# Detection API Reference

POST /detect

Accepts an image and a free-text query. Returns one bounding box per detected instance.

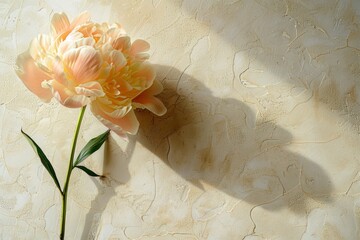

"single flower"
[15,12,166,136]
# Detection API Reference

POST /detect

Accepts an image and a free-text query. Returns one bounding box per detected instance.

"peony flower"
[15,12,166,136]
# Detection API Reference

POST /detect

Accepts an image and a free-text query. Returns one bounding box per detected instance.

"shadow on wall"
[81,64,334,238]
[137,65,333,212]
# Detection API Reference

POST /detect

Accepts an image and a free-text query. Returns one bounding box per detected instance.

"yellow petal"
[15,52,52,101]
[63,46,102,84]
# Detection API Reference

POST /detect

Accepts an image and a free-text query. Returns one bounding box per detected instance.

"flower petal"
[43,80,91,108]
[132,79,166,115]
[63,46,102,84]
[107,23,127,39]
[109,50,127,72]
[63,95,92,108]
[144,79,163,95]
[91,103,139,135]
[130,39,149,53]
[75,81,105,97]
[133,93,167,116]
[29,34,52,60]
[118,78,133,92]
[133,63,156,88]
[129,39,150,61]
[112,65,155,99]
[109,105,132,118]
[112,36,131,51]
[52,57,69,86]
[58,32,91,55]
[15,52,52,101]
[51,12,70,36]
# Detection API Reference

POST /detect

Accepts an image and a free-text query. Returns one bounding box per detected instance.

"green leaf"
[74,130,110,166]
[75,165,101,177]
[21,129,62,193]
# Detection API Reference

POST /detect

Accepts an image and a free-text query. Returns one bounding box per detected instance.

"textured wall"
[1,0,360,239]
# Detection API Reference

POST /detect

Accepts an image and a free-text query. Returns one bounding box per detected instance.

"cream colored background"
[1,0,360,239]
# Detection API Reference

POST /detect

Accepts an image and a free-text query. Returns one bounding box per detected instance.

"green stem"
[60,106,87,240]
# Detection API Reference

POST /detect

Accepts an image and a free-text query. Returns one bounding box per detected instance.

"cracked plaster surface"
[1,0,360,239]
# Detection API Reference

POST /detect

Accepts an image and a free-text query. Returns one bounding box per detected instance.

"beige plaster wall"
[1,0,360,239]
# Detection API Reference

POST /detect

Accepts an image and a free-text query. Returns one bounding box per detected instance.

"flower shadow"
[134,65,333,213]
[82,64,333,237]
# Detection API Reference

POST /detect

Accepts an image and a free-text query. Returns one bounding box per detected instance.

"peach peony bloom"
[15,12,166,136]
